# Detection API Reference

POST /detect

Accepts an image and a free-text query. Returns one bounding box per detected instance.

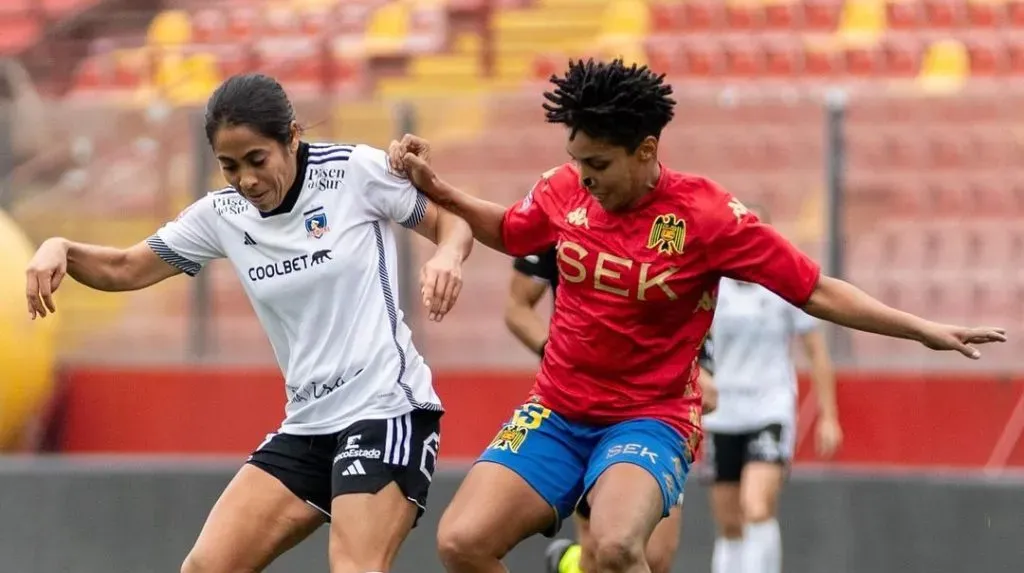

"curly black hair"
[542,58,676,152]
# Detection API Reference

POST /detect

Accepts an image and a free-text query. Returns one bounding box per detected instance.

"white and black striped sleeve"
[351,144,428,229]
[146,196,224,276]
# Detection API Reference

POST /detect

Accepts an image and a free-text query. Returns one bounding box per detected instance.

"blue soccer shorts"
[476,401,693,536]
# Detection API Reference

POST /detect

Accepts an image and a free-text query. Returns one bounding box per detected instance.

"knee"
[647,551,675,573]
[742,499,776,524]
[645,541,678,573]
[590,534,645,573]
[437,523,493,567]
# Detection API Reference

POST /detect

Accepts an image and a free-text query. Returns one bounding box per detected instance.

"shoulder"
[345,143,407,183]
[663,171,750,235]
[171,187,235,221]
[307,142,357,165]
[539,163,579,194]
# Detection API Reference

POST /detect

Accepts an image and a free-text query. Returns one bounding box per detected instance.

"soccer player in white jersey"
[23,73,474,573]
[702,204,841,573]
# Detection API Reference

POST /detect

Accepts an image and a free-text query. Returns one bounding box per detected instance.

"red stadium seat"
[965,36,1005,76]
[264,5,302,37]
[1009,0,1024,26]
[678,40,721,77]
[886,0,924,29]
[803,42,843,76]
[210,45,250,79]
[1004,36,1024,75]
[227,5,261,41]
[681,0,723,30]
[965,0,1006,27]
[881,36,923,77]
[645,39,680,76]
[922,0,961,27]
[649,2,683,32]
[764,0,798,28]
[763,39,801,76]
[802,0,843,31]
[190,8,225,45]
[725,0,764,29]
[844,44,883,77]
[723,39,764,77]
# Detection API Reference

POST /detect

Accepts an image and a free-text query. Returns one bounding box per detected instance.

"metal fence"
[3,85,1021,371]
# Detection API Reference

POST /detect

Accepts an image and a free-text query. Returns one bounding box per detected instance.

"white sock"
[742,519,781,573]
[712,537,744,573]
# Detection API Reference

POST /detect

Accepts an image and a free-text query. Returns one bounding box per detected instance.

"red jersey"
[501,163,821,446]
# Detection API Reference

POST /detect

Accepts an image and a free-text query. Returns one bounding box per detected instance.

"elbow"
[801,276,836,318]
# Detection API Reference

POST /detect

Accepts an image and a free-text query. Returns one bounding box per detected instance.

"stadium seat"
[724,38,765,77]
[600,0,650,40]
[916,39,969,91]
[649,1,683,32]
[146,10,192,47]
[1004,36,1024,74]
[364,2,410,55]
[264,5,302,37]
[844,43,883,77]
[886,0,924,29]
[725,0,764,29]
[965,0,1006,27]
[681,0,723,30]
[1008,0,1024,26]
[764,0,798,29]
[803,41,844,76]
[965,36,1004,76]
[190,9,226,45]
[763,38,801,76]
[802,0,844,30]
[645,39,679,75]
[227,5,262,42]
[678,39,721,77]
[837,0,886,42]
[881,36,923,77]
[922,0,961,27]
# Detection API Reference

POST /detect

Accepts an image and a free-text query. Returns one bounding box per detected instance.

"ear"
[289,121,300,154]
[636,136,658,162]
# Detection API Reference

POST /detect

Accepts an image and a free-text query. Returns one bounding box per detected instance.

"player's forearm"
[810,358,838,421]
[64,239,133,292]
[434,208,474,261]
[803,276,929,342]
[418,176,508,253]
[504,306,549,356]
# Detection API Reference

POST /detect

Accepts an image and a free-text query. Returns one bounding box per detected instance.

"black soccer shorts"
[701,422,793,483]
[247,409,442,525]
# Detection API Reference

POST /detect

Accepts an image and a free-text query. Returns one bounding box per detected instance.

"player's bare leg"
[327,482,417,573]
[584,464,664,573]
[739,462,785,573]
[548,508,681,573]
[181,464,325,573]
[709,484,743,573]
[437,462,556,573]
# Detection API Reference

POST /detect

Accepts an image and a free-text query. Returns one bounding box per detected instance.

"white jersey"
[702,278,818,433]
[148,142,442,435]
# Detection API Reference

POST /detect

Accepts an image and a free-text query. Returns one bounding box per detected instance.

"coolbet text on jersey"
[501,164,822,441]
[148,142,443,436]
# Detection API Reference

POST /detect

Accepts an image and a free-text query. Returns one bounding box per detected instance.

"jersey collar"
[259,141,309,218]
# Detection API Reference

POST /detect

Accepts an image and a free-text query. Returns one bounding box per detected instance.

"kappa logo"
[728,197,750,223]
[566,207,589,228]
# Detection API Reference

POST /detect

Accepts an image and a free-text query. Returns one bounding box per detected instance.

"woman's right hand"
[26,237,69,319]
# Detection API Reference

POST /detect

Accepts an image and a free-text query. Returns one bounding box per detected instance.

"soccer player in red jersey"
[390,59,1006,573]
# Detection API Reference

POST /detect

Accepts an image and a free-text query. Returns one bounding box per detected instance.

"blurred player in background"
[504,247,717,573]
[702,203,841,573]
[389,58,1004,573]
[24,73,473,573]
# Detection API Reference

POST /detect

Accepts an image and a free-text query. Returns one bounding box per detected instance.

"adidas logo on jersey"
[243,232,257,246]
[340,460,367,476]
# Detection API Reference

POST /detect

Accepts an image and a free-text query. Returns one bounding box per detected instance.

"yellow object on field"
[0,209,57,450]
